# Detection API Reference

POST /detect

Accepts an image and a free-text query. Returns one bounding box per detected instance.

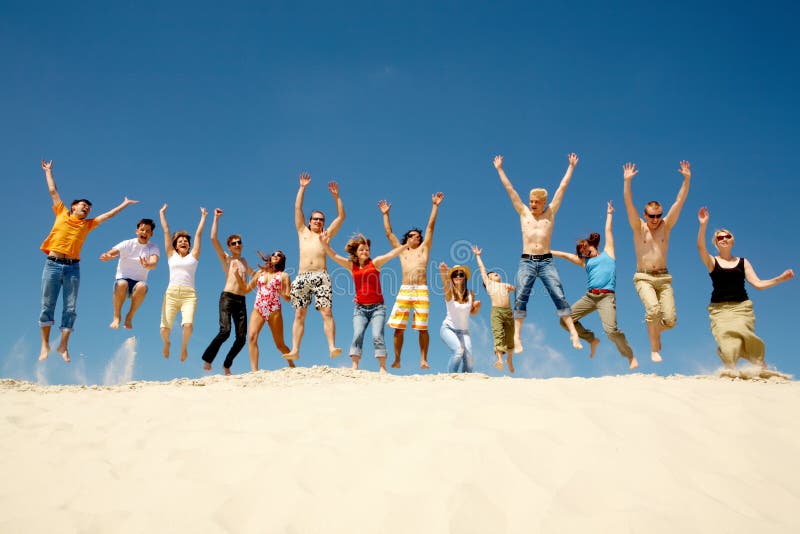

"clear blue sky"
[2,1,798,384]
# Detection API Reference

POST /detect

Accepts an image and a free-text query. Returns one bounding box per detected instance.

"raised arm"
[159,204,173,258]
[318,230,351,270]
[604,201,616,259]
[209,208,228,266]
[548,153,579,215]
[493,155,527,215]
[41,159,62,206]
[190,207,208,259]
[439,262,453,301]
[373,242,409,269]
[421,192,444,247]
[551,250,585,267]
[664,160,692,229]
[744,261,794,290]
[325,181,346,237]
[622,162,641,232]
[294,173,310,231]
[696,207,714,272]
[378,199,401,247]
[472,245,491,286]
[95,197,139,225]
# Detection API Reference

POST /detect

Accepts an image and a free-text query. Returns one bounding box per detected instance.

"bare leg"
[351,355,360,370]
[391,329,404,368]
[110,281,127,329]
[248,312,266,372]
[267,311,294,368]
[180,324,193,362]
[39,325,51,361]
[123,283,147,329]
[561,316,584,350]
[506,351,515,374]
[513,317,524,354]
[589,338,600,358]
[160,327,171,358]
[55,330,72,362]
[377,356,387,374]
[419,330,430,369]
[319,307,341,358]
[647,322,662,362]
[284,306,307,360]
[628,355,639,370]
[493,350,504,370]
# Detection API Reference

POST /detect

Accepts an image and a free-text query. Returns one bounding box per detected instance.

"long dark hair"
[257,250,286,272]
[575,232,601,258]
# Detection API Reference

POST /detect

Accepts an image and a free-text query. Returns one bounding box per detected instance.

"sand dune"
[1,367,798,533]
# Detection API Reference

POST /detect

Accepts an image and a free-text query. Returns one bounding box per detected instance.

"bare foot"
[589,338,600,358]
[493,360,504,370]
[39,344,50,361]
[628,356,639,370]
[329,347,342,358]
[223,367,232,376]
[109,317,121,329]
[379,367,387,374]
[507,356,515,374]
[180,348,188,362]
[123,315,133,330]
[391,359,401,368]
[570,334,583,350]
[420,360,430,370]
[162,341,170,359]
[513,338,524,354]
[203,361,212,371]
[56,344,71,363]
[651,351,662,363]
[282,349,299,361]
[351,361,359,370]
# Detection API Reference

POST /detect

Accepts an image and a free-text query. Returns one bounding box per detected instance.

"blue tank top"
[585,251,615,291]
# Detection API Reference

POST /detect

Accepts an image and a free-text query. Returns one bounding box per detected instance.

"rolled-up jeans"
[440,323,473,373]
[39,258,80,331]
[350,303,387,358]
[514,256,572,319]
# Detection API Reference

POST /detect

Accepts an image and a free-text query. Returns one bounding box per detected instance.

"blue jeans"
[514,257,572,319]
[350,303,387,357]
[440,323,473,373]
[39,258,81,331]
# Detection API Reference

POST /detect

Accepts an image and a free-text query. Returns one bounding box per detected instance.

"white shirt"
[114,238,160,282]
[443,294,472,331]
[168,253,198,288]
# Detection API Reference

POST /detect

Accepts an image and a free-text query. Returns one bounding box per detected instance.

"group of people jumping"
[36,154,794,375]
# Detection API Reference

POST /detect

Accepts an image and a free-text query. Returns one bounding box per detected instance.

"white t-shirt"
[114,238,160,282]
[168,253,199,288]
[443,293,472,331]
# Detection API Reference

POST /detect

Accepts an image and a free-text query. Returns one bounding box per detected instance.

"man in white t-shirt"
[100,218,160,329]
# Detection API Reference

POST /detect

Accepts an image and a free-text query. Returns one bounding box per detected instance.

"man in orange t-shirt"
[38,159,138,362]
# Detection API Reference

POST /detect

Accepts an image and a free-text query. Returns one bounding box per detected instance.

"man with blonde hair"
[493,153,582,353]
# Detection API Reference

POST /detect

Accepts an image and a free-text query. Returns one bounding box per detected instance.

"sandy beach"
[1,367,798,533]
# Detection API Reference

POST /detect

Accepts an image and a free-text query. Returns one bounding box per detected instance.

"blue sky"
[2,1,798,384]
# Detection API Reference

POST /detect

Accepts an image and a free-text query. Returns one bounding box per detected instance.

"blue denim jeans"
[39,258,81,331]
[514,257,572,319]
[440,323,473,373]
[350,303,387,357]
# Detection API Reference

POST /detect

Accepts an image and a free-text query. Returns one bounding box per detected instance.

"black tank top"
[709,257,748,303]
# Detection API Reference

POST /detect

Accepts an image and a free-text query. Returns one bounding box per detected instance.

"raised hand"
[698,207,709,224]
[160,203,168,214]
[472,244,482,256]
[493,155,504,170]
[318,229,332,247]
[214,208,224,218]
[679,160,691,179]
[439,261,449,273]
[200,207,208,217]
[328,181,339,198]
[780,269,795,282]
[378,199,391,214]
[123,197,139,206]
[607,201,614,214]
[299,172,311,187]
[41,159,53,172]
[623,162,638,181]
[568,153,579,167]
[432,192,444,205]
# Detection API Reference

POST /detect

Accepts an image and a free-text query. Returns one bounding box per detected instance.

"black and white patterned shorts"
[290,271,333,309]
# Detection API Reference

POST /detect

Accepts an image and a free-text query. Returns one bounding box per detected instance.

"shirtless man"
[38,159,138,362]
[379,192,443,369]
[623,160,691,363]
[99,218,160,330]
[493,153,582,353]
[284,173,345,360]
[472,245,516,373]
[201,208,254,375]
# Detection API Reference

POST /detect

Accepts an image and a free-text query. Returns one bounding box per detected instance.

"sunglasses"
[310,217,325,222]
[271,252,283,257]
[230,240,242,246]
[451,272,466,278]
[715,234,732,241]
[646,213,663,219]
[408,233,421,239]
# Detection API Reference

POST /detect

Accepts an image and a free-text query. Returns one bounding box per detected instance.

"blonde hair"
[529,188,548,201]
[713,228,735,249]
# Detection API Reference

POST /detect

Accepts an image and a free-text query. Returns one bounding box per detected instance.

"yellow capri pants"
[161,285,198,329]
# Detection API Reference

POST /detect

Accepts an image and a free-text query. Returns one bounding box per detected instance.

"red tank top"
[353,260,383,305]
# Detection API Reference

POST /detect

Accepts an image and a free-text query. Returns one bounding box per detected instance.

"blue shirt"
[585,251,615,291]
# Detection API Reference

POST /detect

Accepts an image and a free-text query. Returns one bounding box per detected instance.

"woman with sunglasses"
[439,262,481,373]
[697,207,794,369]
[240,250,293,371]
[319,231,406,372]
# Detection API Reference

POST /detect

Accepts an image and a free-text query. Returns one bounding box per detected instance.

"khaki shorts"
[161,285,197,329]
[491,306,514,353]
[633,272,676,329]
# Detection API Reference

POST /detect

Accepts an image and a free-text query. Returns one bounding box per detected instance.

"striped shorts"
[387,284,429,331]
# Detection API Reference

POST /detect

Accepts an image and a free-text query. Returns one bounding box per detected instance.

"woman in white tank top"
[158,204,207,362]
[439,262,481,372]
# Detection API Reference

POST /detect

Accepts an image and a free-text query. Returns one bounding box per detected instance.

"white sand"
[1,367,799,533]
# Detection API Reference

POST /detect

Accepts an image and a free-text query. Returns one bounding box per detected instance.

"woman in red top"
[320,231,406,372]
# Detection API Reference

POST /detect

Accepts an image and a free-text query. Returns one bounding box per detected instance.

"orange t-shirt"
[40,201,100,259]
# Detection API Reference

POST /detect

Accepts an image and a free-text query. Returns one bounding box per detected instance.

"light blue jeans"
[514,256,572,319]
[350,303,387,357]
[440,323,473,373]
[39,258,81,331]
